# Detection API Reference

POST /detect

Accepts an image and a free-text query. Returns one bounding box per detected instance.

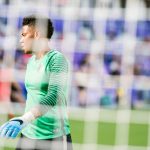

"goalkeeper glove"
[0,112,35,138]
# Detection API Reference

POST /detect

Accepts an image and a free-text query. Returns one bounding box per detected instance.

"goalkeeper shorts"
[16,133,73,150]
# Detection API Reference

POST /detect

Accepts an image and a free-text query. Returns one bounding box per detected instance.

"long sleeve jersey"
[21,50,70,139]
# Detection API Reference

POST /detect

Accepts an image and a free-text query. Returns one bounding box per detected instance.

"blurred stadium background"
[0,0,150,150]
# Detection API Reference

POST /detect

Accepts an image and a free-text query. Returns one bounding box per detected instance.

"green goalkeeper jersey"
[21,50,70,139]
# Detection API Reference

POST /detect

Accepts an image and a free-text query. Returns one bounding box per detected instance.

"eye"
[22,33,26,36]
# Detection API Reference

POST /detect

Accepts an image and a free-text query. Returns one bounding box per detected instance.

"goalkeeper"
[0,15,72,150]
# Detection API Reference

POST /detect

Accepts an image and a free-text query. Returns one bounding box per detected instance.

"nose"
[20,37,24,43]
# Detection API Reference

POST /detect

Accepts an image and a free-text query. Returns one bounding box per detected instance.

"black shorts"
[16,134,73,150]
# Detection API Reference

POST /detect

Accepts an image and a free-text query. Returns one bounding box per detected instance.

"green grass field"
[70,120,148,146]
[0,108,149,150]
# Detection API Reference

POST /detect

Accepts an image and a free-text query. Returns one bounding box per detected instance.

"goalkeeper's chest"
[25,62,50,91]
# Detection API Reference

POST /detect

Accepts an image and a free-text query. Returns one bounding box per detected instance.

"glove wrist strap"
[21,111,35,124]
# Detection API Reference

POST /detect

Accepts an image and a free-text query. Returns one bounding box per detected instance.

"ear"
[34,31,40,39]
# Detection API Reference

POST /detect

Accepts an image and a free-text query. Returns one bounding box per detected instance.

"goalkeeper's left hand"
[0,111,35,139]
[0,117,25,138]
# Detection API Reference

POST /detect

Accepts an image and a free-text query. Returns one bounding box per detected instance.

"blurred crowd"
[0,0,150,110]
